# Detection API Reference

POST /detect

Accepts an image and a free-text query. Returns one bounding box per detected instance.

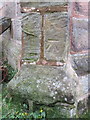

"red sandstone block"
[73,2,88,16]
[71,28,88,52]
[72,18,88,30]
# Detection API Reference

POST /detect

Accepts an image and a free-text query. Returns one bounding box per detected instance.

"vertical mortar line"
[69,2,75,54]
[21,31,24,62]
[40,13,44,60]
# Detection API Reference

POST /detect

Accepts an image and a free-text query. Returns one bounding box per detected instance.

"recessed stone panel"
[44,12,68,61]
[22,13,41,62]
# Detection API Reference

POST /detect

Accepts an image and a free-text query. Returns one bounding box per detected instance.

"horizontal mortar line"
[70,50,90,55]
[72,17,88,21]
[46,41,63,42]
[21,5,68,13]
[72,11,88,19]
[72,55,90,58]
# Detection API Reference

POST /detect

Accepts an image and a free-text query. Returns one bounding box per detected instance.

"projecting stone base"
[7,62,79,117]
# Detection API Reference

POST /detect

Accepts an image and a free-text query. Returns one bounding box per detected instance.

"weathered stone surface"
[74,2,88,16]
[0,1,89,117]
[2,29,21,69]
[44,12,68,61]
[69,2,89,116]
[1,29,11,56]
[0,85,2,119]
[71,56,89,116]
[72,29,88,52]
[12,18,22,41]
[2,1,21,18]
[0,35,2,64]
[0,1,22,70]
[20,2,68,8]
[76,74,89,116]
[77,98,88,116]
[22,13,41,61]
[7,63,78,105]
[0,18,11,62]
[0,17,11,35]
[33,103,76,118]
[71,53,89,75]
[72,18,88,30]
[77,74,89,99]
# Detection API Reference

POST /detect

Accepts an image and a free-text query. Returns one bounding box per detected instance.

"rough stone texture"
[72,18,88,30]
[0,35,2,64]
[71,53,89,75]
[73,2,88,16]
[78,75,89,97]
[2,29,22,69]
[44,12,68,61]
[12,18,22,42]
[7,64,78,105]
[77,98,88,116]
[1,29,11,60]
[72,65,89,116]
[0,1,89,118]
[2,1,21,18]
[69,2,89,116]
[0,85,2,119]
[7,62,78,117]
[0,1,22,69]
[33,103,76,118]
[22,11,68,62]
[0,17,11,64]
[71,18,88,52]
[22,13,41,61]
[0,17,11,35]
[77,74,89,116]
[69,2,88,53]
[20,1,68,8]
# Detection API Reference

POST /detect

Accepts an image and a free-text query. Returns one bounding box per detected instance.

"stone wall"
[7,1,78,118]
[0,1,22,70]
[69,1,89,115]
[21,2,68,64]
[0,1,89,118]
[0,1,68,69]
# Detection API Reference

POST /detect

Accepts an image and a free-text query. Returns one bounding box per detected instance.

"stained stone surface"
[20,2,68,8]
[72,27,88,52]
[44,12,68,61]
[22,12,68,62]
[76,74,89,116]
[73,2,88,16]
[7,63,78,105]
[71,53,89,75]
[22,13,41,61]
[72,18,88,30]
[71,18,88,52]
[2,1,21,18]
[0,84,2,119]
[2,29,21,69]
[79,75,89,96]
[0,35,2,64]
